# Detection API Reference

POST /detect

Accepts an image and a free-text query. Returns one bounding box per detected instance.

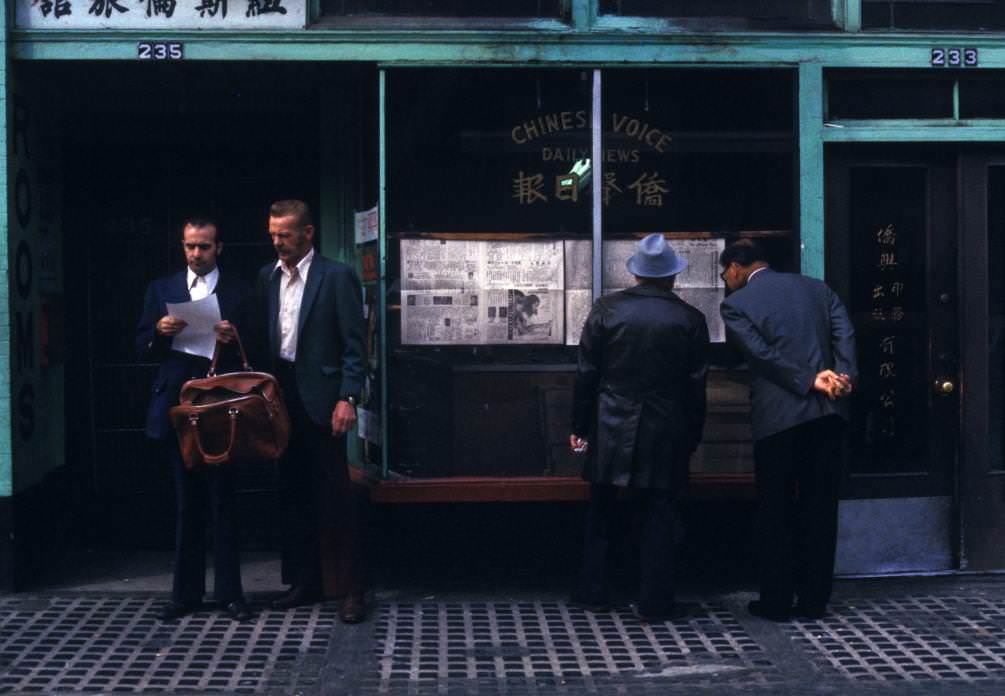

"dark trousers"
[276,361,364,598]
[169,441,243,605]
[577,483,682,615]
[752,414,846,613]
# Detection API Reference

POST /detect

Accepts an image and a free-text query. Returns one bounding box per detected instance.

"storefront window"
[387,69,592,478]
[599,68,796,476]
[385,68,797,480]
[599,0,834,28]
[827,71,955,120]
[323,0,564,18]
[864,1,1005,31]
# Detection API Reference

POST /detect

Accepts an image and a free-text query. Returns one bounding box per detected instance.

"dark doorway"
[47,62,326,549]
[827,147,959,574]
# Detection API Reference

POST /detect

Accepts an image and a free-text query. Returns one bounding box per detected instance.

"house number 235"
[137,43,184,61]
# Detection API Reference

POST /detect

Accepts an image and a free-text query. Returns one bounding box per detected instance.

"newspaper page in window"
[564,239,594,346]
[600,238,725,342]
[565,289,594,347]
[401,290,483,345]
[484,288,563,344]
[484,241,565,290]
[400,239,483,291]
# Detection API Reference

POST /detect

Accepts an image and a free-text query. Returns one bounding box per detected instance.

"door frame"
[959,151,1005,570]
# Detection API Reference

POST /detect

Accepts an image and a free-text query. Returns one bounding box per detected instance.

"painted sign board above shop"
[16,0,306,29]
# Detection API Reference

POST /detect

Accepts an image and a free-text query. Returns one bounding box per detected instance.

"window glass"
[386,69,591,478]
[598,69,797,478]
[960,74,1005,119]
[599,0,833,28]
[846,167,929,474]
[828,71,954,120]
[324,0,563,17]
[864,1,1005,31]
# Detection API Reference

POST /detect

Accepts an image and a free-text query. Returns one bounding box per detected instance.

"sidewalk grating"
[0,596,335,694]
[785,595,1005,683]
[373,600,786,693]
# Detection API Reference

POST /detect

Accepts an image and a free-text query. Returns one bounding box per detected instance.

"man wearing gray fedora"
[570,233,710,622]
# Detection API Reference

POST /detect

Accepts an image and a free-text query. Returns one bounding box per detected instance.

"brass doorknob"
[935,380,955,395]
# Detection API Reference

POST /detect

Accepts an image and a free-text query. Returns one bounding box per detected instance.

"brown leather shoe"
[338,593,366,624]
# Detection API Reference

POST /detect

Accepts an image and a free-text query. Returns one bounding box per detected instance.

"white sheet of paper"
[166,294,222,360]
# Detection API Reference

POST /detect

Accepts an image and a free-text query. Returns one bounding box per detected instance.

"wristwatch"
[344,395,359,407]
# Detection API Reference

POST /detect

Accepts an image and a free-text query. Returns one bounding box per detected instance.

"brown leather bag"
[170,330,290,469]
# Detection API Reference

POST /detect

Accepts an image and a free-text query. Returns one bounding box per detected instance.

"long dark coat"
[572,284,710,491]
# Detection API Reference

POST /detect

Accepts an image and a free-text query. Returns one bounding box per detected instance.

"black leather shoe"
[747,600,791,622]
[631,603,695,624]
[223,600,253,622]
[568,594,609,613]
[271,586,321,610]
[157,601,201,622]
[792,604,827,620]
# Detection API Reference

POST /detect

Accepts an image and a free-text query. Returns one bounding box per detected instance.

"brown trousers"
[276,360,365,598]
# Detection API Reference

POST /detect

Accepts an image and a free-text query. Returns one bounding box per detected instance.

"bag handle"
[187,409,240,466]
[208,326,252,377]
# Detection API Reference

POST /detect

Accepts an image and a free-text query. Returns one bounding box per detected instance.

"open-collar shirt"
[276,247,315,361]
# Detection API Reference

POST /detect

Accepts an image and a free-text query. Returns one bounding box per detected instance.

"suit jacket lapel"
[297,256,323,338]
[214,273,233,320]
[171,270,191,304]
[268,268,281,359]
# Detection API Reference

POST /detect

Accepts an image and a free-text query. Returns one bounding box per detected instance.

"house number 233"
[931,48,978,67]
[137,43,184,61]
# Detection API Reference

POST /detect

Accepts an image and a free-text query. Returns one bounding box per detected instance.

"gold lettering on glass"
[512,172,547,205]
[876,224,897,246]
[628,172,669,207]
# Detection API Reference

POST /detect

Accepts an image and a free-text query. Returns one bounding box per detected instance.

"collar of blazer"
[745,266,772,285]
[624,283,683,301]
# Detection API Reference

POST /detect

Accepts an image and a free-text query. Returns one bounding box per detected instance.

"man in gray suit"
[257,200,367,623]
[719,240,856,621]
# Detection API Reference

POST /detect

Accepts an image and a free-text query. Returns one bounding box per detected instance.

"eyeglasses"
[720,265,730,282]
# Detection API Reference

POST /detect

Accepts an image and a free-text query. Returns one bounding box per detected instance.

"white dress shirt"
[187,267,219,301]
[277,248,314,362]
[747,266,768,283]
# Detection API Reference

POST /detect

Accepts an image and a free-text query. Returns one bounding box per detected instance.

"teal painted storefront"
[6,1,1005,588]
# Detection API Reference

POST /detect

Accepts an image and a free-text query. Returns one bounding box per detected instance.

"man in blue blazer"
[136,217,254,622]
[256,200,367,623]
[719,240,857,621]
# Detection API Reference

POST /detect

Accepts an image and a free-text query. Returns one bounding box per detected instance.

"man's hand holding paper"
[165,294,222,359]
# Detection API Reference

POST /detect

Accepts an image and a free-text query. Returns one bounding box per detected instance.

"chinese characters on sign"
[19,0,304,27]
[867,222,909,443]
[509,111,674,209]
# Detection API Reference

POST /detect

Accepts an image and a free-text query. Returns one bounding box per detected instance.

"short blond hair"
[269,199,313,228]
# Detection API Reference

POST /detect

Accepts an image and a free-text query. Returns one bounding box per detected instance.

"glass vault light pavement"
[6,578,1005,694]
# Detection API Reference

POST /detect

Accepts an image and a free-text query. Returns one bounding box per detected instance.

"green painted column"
[799,62,825,280]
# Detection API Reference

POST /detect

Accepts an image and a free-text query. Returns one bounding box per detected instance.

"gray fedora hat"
[625,233,688,278]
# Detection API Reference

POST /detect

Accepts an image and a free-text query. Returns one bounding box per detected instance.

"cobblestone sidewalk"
[5,577,1005,694]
